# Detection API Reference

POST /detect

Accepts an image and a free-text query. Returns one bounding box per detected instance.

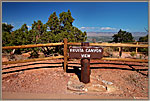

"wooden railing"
[2,56,64,65]
[2,43,64,50]
[64,39,148,72]
[68,42,148,47]
[2,42,64,65]
[2,38,148,72]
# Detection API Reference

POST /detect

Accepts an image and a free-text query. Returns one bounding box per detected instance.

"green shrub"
[130,52,136,57]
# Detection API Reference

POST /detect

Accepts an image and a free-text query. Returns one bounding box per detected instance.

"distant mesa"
[87,32,116,36]
[86,32,148,42]
[87,32,148,37]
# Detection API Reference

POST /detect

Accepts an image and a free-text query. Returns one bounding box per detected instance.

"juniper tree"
[59,9,87,42]
[112,29,134,53]
[2,23,14,47]
[138,34,148,55]
[2,10,87,56]
[139,34,148,42]
[112,29,134,43]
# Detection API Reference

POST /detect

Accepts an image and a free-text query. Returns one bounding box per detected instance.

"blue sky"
[2,2,148,32]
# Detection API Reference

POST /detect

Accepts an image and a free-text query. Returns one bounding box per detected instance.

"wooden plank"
[68,57,148,63]
[68,43,81,46]
[3,42,148,50]
[118,47,122,57]
[2,43,64,50]
[136,42,138,54]
[2,56,64,65]
[67,57,148,62]
[101,58,148,63]
[63,38,68,72]
[90,43,148,47]
[113,51,146,54]
[68,42,148,48]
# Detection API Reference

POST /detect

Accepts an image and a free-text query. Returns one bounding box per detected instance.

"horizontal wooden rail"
[101,58,148,63]
[68,57,148,63]
[90,43,148,47]
[2,41,148,66]
[113,51,147,54]
[2,56,64,65]
[68,42,81,46]
[3,56,147,65]
[124,42,148,44]
[2,43,64,50]
[68,42,148,48]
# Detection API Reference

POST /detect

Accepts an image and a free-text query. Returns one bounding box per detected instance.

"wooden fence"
[2,38,148,72]
[2,43,64,65]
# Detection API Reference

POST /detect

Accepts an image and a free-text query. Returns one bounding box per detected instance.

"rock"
[6,79,10,82]
[67,75,85,92]
[73,92,86,95]
[106,85,118,92]
[82,88,88,92]
[15,55,26,60]
[67,80,85,92]
[38,52,45,58]
[102,80,113,85]
[67,75,118,93]
[22,53,30,58]
[86,84,107,92]
[2,56,9,62]
[18,71,24,74]
[71,75,79,80]
[134,97,148,99]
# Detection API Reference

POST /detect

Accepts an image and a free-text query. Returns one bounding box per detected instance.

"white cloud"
[80,27,96,30]
[80,26,131,32]
[80,27,101,30]
[80,27,86,29]
[80,26,117,31]
[100,27,116,30]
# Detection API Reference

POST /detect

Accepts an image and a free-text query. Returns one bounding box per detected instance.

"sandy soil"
[2,59,149,100]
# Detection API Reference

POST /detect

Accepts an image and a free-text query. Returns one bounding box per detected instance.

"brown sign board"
[69,46,103,59]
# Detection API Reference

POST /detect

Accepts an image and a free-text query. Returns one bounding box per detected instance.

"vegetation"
[2,23,14,47]
[138,34,148,55]
[139,34,148,42]
[2,10,87,57]
[130,52,136,57]
[111,29,134,53]
[112,29,134,43]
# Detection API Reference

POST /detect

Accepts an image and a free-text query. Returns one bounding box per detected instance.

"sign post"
[81,42,90,84]
[69,42,103,84]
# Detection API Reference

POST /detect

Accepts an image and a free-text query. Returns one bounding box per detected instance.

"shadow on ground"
[2,61,148,78]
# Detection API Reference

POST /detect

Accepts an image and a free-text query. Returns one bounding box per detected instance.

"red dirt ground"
[2,59,149,100]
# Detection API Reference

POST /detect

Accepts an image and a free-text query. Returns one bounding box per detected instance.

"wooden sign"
[69,46,103,59]
[69,42,103,84]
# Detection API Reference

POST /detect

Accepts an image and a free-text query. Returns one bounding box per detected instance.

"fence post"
[136,42,138,54]
[64,38,68,72]
[119,47,122,57]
